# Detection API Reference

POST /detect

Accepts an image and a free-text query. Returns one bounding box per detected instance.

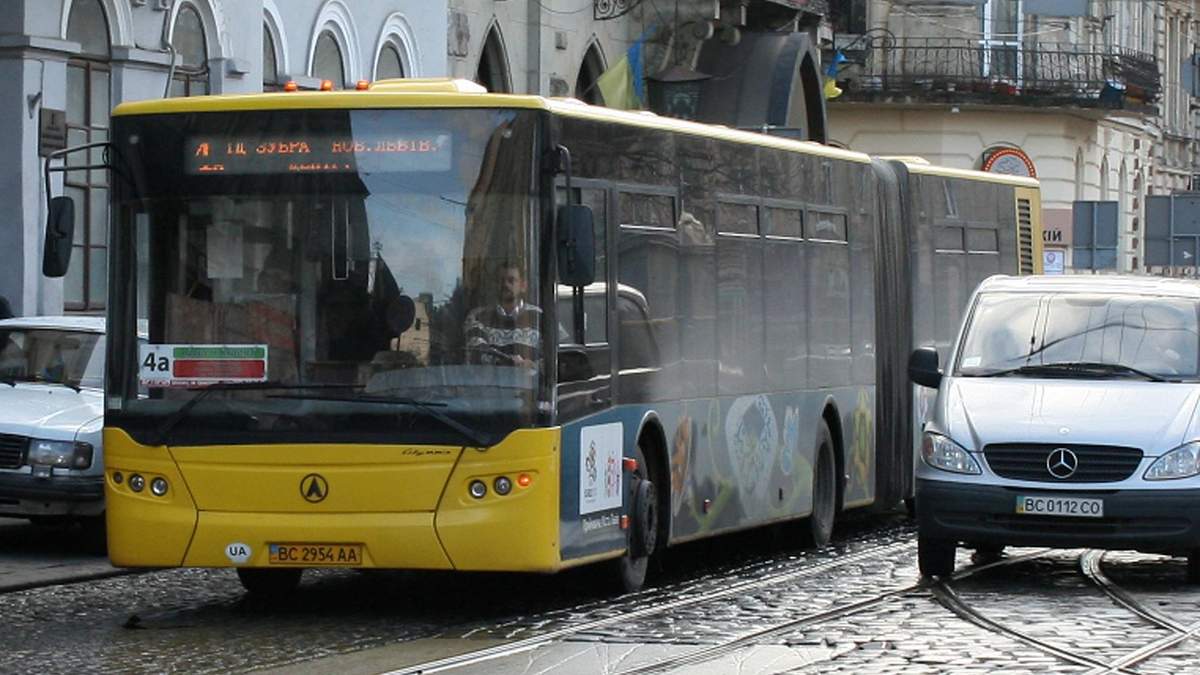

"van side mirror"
[43,196,75,278]
[557,204,595,287]
[908,347,943,389]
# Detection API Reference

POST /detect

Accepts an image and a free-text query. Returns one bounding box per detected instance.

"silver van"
[910,275,1200,579]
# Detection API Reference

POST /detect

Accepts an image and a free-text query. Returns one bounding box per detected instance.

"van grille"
[0,434,28,469]
[1017,197,1035,274]
[984,443,1143,483]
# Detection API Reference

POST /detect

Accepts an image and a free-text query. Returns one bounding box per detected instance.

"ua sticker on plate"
[225,542,252,564]
[139,344,268,387]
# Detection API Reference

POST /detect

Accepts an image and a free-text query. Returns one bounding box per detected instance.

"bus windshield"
[108,108,544,446]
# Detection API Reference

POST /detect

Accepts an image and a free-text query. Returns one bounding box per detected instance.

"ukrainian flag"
[596,33,648,110]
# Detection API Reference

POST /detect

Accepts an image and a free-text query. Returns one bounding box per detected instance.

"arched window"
[313,30,345,88]
[64,0,112,311]
[170,4,209,97]
[575,43,605,104]
[263,22,281,91]
[376,42,405,80]
[475,27,510,93]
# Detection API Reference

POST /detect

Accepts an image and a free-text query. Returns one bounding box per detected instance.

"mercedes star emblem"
[1046,448,1079,480]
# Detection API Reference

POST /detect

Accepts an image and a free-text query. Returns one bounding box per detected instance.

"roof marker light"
[320,79,334,91]
[283,80,298,92]
[355,80,370,91]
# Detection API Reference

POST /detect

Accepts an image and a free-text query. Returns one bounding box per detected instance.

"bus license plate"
[1015,495,1103,518]
[268,543,363,566]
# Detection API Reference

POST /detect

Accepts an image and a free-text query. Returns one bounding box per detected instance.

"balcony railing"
[830,36,1160,112]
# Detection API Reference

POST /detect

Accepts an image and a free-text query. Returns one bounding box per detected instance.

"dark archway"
[575,42,606,104]
[475,25,511,93]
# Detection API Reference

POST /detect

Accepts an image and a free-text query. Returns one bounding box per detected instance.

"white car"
[0,316,111,540]
[910,275,1200,580]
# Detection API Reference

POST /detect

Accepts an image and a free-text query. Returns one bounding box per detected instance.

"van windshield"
[956,292,1200,380]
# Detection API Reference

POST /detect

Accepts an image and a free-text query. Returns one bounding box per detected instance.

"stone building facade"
[826,0,1198,274]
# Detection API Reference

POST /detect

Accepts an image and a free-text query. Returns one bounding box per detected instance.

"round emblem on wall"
[982,147,1037,178]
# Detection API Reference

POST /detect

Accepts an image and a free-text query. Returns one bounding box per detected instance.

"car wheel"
[236,568,303,596]
[804,421,837,548]
[80,514,107,555]
[918,535,956,577]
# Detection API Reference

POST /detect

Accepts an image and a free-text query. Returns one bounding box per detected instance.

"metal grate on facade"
[1017,197,1035,274]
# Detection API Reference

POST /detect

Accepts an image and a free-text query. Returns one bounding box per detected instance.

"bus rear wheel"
[804,420,837,548]
[609,442,658,594]
[236,568,302,596]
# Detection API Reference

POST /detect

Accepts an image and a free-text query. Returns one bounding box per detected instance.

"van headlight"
[921,433,982,475]
[1144,442,1200,481]
[28,440,94,470]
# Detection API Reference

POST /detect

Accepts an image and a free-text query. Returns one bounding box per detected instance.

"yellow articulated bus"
[43,79,1040,595]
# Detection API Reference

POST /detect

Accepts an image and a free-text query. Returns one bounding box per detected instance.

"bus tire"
[918,535,956,577]
[236,568,302,596]
[804,420,837,548]
[610,441,657,594]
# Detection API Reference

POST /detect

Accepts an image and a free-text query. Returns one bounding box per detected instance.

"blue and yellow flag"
[597,31,649,109]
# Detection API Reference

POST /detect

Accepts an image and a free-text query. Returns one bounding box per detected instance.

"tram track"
[925,549,1200,675]
[388,532,920,675]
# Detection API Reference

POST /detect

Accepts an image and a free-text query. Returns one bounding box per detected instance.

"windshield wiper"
[150,382,360,446]
[7,375,80,392]
[977,362,1174,382]
[268,393,491,448]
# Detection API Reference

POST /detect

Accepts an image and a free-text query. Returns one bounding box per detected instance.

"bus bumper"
[104,428,563,573]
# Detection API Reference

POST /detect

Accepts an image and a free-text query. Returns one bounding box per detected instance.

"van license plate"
[1015,495,1103,518]
[268,543,363,565]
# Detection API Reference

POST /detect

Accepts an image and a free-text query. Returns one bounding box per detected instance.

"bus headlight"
[1145,442,1200,480]
[921,433,981,475]
[28,440,93,470]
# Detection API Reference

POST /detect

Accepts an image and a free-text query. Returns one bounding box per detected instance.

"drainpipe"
[527,0,542,94]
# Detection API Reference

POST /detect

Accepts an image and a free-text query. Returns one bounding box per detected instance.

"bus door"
[556,182,613,422]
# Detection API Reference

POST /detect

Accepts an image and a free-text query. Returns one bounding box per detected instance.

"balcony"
[829,36,1160,115]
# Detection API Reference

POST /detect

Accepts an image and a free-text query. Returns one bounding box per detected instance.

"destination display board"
[184,131,453,175]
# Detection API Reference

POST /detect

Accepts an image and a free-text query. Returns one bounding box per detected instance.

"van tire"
[918,535,956,577]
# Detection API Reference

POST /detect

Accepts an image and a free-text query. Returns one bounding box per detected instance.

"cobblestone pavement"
[4,515,1200,674]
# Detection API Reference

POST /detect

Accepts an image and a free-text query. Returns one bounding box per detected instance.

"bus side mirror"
[43,196,75,278]
[557,204,595,287]
[908,347,943,389]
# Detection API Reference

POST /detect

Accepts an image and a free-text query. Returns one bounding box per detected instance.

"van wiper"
[979,362,1173,382]
[268,392,490,448]
[151,382,360,446]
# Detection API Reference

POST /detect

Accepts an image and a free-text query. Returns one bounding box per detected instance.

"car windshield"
[0,328,104,389]
[108,108,544,445]
[956,292,1200,380]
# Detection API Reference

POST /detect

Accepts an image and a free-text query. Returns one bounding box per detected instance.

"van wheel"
[1188,551,1200,584]
[606,442,657,595]
[971,543,1004,564]
[918,535,956,577]
[804,421,837,548]
[236,568,303,596]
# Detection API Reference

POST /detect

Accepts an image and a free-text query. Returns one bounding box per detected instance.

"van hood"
[0,385,103,437]
[942,378,1200,456]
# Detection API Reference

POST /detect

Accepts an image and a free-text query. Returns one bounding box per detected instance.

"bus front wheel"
[236,568,302,596]
[610,442,658,594]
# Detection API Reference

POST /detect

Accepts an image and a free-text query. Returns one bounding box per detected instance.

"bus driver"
[464,262,542,367]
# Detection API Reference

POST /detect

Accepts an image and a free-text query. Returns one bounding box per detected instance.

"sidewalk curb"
[0,567,144,594]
